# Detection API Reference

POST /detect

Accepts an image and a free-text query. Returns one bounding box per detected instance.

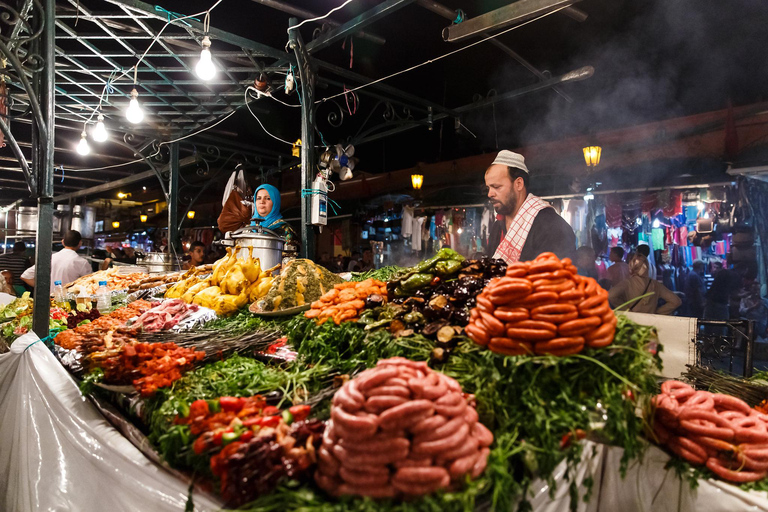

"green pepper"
[177,400,190,418]
[221,431,240,446]
[414,249,451,272]
[403,311,426,325]
[434,259,462,276]
[282,409,294,425]
[206,399,221,413]
[394,286,409,297]
[357,310,376,325]
[401,273,434,292]
[364,318,393,331]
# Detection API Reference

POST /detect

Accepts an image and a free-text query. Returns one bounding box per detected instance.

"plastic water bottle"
[96,281,110,312]
[53,280,66,306]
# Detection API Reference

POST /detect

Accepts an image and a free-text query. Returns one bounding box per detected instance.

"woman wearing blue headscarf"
[251,184,299,256]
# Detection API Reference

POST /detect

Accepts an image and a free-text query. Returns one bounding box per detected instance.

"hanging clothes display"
[605,195,623,228]
[401,205,414,237]
[412,217,425,254]
[663,191,683,217]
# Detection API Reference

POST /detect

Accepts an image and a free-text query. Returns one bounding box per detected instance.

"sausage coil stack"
[315,357,494,498]
[464,252,616,356]
[652,380,768,483]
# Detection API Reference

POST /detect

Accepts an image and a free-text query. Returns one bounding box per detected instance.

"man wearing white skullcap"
[485,150,575,263]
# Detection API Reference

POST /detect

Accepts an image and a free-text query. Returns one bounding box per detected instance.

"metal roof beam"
[354,65,593,145]
[103,0,295,62]
[53,155,199,202]
[248,0,386,46]
[442,0,581,42]
[63,1,219,121]
[315,60,459,117]
[60,51,254,58]
[417,0,571,102]
[307,0,415,54]
[117,5,236,113]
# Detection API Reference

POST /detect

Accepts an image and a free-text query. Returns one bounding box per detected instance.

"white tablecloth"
[2,333,768,511]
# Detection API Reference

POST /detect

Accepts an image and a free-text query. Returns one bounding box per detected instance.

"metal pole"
[168,141,180,261]
[288,17,315,259]
[32,0,56,338]
[744,320,755,378]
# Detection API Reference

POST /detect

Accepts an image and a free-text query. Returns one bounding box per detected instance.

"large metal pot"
[15,207,38,233]
[223,225,284,270]
[136,251,181,274]
[53,204,70,235]
[71,205,96,239]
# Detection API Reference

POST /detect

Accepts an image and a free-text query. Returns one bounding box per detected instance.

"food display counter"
[2,248,768,511]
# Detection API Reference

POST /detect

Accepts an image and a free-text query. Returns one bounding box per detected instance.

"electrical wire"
[287,0,355,32]
[80,0,226,128]
[316,6,568,104]
[244,87,296,146]
[62,109,237,172]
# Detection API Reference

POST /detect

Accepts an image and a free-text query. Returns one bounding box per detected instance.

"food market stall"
[3,244,768,511]
[1,0,767,509]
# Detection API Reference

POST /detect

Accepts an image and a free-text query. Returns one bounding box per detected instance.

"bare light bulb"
[92,114,108,142]
[652,218,660,228]
[195,36,216,81]
[126,88,144,124]
[76,131,90,156]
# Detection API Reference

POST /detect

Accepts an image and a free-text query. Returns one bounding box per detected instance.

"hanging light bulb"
[126,88,144,124]
[195,36,216,81]
[652,218,660,228]
[76,131,91,156]
[92,114,108,142]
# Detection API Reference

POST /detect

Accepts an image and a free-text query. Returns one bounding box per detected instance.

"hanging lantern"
[411,174,423,190]
[187,210,196,219]
[583,146,602,167]
[112,221,120,229]
[140,215,148,223]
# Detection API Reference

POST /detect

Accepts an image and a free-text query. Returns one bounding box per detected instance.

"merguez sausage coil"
[316,357,493,499]
[649,380,768,483]
[463,252,616,356]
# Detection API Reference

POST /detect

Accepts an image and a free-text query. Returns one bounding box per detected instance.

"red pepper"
[241,416,263,427]
[189,399,209,417]
[213,430,224,446]
[260,415,280,428]
[262,406,279,416]
[239,430,254,442]
[192,436,208,455]
[430,276,441,286]
[559,429,587,450]
[289,405,311,422]
[219,396,245,413]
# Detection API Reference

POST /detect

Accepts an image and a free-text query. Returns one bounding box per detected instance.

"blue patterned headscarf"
[251,184,285,229]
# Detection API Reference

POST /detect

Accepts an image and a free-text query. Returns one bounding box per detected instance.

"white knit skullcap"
[491,150,529,173]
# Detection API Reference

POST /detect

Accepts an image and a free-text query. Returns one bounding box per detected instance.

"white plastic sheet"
[3,332,768,511]
[0,333,220,512]
[597,443,768,512]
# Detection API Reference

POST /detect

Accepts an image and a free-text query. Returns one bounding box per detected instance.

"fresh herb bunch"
[350,266,405,283]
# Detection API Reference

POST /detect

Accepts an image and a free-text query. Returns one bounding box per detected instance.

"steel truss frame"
[0,0,589,336]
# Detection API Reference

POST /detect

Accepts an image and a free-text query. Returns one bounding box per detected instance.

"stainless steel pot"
[136,251,181,274]
[223,225,284,270]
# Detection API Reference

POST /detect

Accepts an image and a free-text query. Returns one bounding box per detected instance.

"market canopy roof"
[1,0,767,206]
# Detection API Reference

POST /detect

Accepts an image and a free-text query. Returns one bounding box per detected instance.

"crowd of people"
[572,242,767,340]
[317,247,375,274]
